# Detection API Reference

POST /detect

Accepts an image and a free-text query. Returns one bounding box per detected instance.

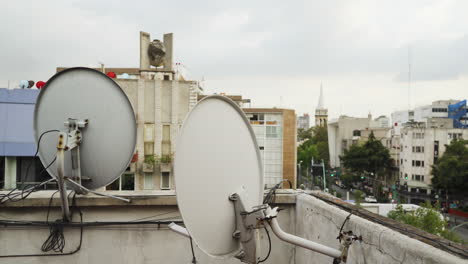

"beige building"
[327,114,391,168]
[243,108,297,188]
[58,32,202,191]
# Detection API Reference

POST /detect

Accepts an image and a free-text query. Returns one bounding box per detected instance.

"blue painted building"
[448,99,468,129]
[0,88,53,189]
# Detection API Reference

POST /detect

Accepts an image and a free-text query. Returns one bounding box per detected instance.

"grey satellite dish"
[34,67,136,220]
[174,96,345,264]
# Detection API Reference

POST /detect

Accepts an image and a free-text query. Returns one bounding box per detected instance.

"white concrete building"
[398,119,468,199]
[392,99,462,134]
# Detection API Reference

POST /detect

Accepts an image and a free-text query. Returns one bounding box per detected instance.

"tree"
[297,128,313,142]
[388,202,463,244]
[431,139,468,199]
[297,126,330,186]
[340,131,392,192]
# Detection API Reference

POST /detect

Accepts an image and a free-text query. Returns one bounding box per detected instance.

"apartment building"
[243,108,297,188]
[398,119,468,203]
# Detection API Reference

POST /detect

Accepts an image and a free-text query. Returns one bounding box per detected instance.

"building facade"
[398,119,468,203]
[57,32,202,191]
[0,88,55,190]
[297,113,310,130]
[243,108,297,188]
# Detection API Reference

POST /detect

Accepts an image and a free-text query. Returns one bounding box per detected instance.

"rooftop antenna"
[34,67,136,221]
[171,96,355,263]
[408,46,411,110]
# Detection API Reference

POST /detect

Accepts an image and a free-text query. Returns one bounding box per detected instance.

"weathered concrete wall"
[0,192,296,264]
[295,194,466,264]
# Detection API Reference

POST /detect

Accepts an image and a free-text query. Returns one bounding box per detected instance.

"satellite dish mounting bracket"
[229,193,265,264]
[55,118,131,222]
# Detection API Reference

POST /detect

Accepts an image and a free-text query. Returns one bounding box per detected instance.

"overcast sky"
[1,0,467,120]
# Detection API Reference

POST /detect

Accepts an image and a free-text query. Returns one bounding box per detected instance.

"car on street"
[365,196,377,203]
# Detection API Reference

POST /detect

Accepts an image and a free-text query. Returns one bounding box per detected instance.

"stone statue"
[148,39,166,67]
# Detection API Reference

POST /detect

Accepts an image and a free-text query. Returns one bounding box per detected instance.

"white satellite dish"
[174,96,344,264]
[174,95,263,258]
[34,67,136,221]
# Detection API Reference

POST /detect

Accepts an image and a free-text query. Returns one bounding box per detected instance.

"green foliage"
[340,174,362,188]
[297,126,330,172]
[431,139,468,197]
[160,154,172,163]
[297,128,313,142]
[144,155,156,164]
[354,190,364,206]
[388,202,464,244]
[336,192,343,198]
[340,131,392,189]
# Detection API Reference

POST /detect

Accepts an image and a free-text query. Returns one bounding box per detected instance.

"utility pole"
[322,159,326,191]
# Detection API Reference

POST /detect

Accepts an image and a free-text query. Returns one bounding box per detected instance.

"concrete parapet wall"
[0,192,295,264]
[295,193,466,264]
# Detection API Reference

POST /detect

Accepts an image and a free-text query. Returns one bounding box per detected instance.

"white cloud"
[1,0,467,118]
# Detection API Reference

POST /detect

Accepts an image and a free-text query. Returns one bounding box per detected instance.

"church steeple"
[317,82,325,110]
[315,83,328,127]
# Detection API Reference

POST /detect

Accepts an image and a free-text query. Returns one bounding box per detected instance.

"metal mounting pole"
[67,179,130,203]
[229,193,265,264]
[56,136,71,222]
[264,206,342,259]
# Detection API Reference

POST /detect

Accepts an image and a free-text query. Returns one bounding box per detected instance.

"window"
[144,123,155,155]
[266,126,279,138]
[0,157,4,189]
[432,108,447,113]
[106,173,135,191]
[162,125,171,156]
[16,157,55,189]
[163,75,170,80]
[353,130,361,137]
[249,113,265,125]
[144,173,154,190]
[161,172,170,189]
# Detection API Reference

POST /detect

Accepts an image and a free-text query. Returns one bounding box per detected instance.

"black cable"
[22,130,60,188]
[189,237,197,263]
[264,179,291,204]
[257,226,271,263]
[0,157,57,204]
[1,129,59,204]
[46,191,60,223]
[0,212,83,258]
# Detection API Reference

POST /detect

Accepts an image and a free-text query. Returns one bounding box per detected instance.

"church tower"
[315,83,328,127]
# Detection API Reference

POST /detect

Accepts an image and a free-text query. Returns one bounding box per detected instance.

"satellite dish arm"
[168,222,191,238]
[265,207,342,259]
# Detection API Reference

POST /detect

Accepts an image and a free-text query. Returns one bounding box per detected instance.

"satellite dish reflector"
[28,80,35,88]
[174,95,263,258]
[34,67,136,190]
[121,73,130,79]
[19,80,28,89]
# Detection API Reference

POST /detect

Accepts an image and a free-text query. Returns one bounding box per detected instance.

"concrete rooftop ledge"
[0,189,299,208]
[308,191,468,260]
